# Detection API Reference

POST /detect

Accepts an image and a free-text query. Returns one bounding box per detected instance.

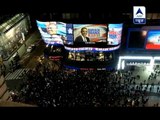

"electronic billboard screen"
[73,24,107,44]
[107,24,123,45]
[127,30,147,49]
[37,21,122,51]
[36,21,67,45]
[146,30,160,50]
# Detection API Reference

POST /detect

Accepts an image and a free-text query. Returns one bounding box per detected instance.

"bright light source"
[154,57,160,60]
[142,30,147,37]
[146,65,153,72]
[117,57,121,70]
[119,56,152,60]
[117,56,154,70]
[122,60,125,70]
[46,44,49,47]
[150,57,154,69]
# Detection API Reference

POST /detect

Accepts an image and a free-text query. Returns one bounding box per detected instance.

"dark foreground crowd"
[11,62,152,107]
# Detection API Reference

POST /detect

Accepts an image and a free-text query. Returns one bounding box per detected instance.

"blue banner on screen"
[73,24,107,43]
[36,21,67,45]
[66,24,74,45]
[107,24,123,45]
[146,30,160,50]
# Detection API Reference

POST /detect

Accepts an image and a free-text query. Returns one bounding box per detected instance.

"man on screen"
[45,22,66,43]
[46,22,57,35]
[74,27,90,42]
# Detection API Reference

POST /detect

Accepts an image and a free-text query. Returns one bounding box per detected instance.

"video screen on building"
[37,21,123,48]
[36,21,67,45]
[73,24,107,44]
[146,30,160,50]
[127,30,147,49]
[107,24,123,45]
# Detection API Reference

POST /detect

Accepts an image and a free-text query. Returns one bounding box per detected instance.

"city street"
[20,40,46,69]
[5,32,46,90]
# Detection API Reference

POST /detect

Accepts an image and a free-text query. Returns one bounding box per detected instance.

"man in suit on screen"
[74,27,90,43]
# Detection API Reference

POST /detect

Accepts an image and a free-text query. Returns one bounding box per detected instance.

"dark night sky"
[1,0,160,14]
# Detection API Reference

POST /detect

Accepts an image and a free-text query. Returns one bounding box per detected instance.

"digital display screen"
[37,20,122,51]
[127,30,147,49]
[146,30,160,50]
[107,24,123,45]
[73,24,107,43]
[36,21,66,45]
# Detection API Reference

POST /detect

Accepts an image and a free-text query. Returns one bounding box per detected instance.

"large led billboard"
[107,24,123,45]
[37,21,122,52]
[146,30,160,50]
[127,29,147,49]
[36,21,67,45]
[127,26,160,50]
[73,24,107,43]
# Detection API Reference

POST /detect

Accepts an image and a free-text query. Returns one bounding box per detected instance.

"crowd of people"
[10,60,157,107]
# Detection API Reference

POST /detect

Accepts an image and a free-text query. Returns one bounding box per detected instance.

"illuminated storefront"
[0,13,31,60]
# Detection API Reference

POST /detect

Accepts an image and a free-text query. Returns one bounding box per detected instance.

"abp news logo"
[133,6,146,24]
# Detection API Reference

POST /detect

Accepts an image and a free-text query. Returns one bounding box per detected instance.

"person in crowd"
[13,64,152,107]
